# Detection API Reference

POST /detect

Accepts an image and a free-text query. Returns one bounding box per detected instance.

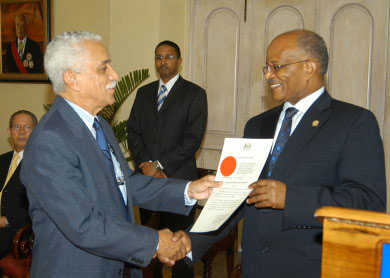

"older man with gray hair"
[21,31,220,278]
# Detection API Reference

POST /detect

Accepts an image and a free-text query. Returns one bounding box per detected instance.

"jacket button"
[261,245,269,253]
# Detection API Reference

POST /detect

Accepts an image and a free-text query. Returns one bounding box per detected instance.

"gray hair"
[44,31,101,94]
[295,30,329,74]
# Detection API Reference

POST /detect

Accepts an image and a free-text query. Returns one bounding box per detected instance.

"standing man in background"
[0,110,37,276]
[128,40,208,278]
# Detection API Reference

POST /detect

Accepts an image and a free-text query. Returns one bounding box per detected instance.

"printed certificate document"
[191,138,272,233]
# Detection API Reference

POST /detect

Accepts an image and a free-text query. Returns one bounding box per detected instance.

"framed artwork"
[0,0,50,82]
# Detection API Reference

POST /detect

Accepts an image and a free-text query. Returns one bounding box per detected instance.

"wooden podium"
[315,207,390,278]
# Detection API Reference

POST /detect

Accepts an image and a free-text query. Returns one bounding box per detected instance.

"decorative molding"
[328,3,374,109]
[204,7,240,135]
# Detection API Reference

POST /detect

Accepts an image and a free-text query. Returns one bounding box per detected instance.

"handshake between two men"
[152,175,222,266]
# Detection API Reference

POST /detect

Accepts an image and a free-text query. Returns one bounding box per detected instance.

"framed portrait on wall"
[0,0,50,82]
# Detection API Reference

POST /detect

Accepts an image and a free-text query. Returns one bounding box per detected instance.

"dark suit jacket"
[0,151,30,258]
[21,96,193,278]
[3,37,43,73]
[190,91,386,278]
[128,76,207,180]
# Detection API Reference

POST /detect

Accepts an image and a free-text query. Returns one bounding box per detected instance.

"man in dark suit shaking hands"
[20,31,219,278]
[128,40,207,278]
[188,29,386,278]
[0,110,37,272]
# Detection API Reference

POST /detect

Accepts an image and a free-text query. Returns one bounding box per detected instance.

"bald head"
[271,30,328,74]
[264,30,327,104]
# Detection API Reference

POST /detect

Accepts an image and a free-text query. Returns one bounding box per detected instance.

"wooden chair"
[0,224,33,278]
[315,206,390,278]
[197,168,238,278]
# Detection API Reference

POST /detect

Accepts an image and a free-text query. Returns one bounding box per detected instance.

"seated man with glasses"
[0,110,37,277]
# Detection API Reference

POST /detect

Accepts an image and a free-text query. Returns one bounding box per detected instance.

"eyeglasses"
[155,55,176,61]
[11,124,33,132]
[262,60,309,74]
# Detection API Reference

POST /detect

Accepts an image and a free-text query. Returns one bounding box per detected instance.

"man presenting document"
[188,29,386,278]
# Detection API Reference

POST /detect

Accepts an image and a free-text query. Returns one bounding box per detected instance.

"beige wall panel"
[201,148,222,170]
[328,5,372,108]
[189,0,251,168]
[317,0,389,209]
[205,8,239,135]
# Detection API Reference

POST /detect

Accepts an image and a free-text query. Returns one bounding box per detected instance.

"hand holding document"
[191,138,272,233]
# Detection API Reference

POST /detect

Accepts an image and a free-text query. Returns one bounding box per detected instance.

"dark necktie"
[93,118,115,176]
[157,84,167,111]
[267,107,298,177]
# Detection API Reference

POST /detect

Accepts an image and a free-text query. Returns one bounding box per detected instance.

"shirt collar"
[159,74,180,93]
[13,150,24,160]
[283,87,325,114]
[64,98,96,131]
[18,36,27,45]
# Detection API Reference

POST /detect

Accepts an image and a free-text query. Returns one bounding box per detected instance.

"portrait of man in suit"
[188,29,386,278]
[20,31,219,278]
[0,110,37,269]
[128,40,208,278]
[2,13,43,74]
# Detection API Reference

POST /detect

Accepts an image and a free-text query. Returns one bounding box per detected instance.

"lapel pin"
[312,120,319,127]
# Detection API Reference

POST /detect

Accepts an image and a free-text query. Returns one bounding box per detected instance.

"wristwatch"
[152,160,162,170]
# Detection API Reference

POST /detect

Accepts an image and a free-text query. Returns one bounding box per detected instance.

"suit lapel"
[260,107,282,139]
[271,91,332,178]
[0,152,13,191]
[157,76,184,115]
[149,81,159,114]
[98,115,134,222]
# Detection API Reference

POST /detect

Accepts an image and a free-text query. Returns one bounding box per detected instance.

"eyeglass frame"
[11,124,34,132]
[262,60,309,75]
[154,55,176,61]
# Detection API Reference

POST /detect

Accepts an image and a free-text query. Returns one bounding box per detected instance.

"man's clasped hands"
[155,229,191,266]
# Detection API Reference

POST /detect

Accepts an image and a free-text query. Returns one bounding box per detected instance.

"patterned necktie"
[267,107,298,177]
[18,41,24,57]
[157,84,167,111]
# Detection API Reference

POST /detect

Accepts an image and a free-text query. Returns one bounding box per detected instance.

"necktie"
[93,118,115,177]
[157,85,167,111]
[18,41,24,57]
[4,153,20,187]
[267,107,298,177]
[0,153,20,216]
[93,119,128,210]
